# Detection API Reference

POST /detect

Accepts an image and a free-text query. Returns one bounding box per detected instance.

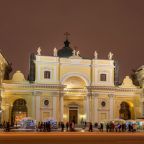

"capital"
[108,94,114,98]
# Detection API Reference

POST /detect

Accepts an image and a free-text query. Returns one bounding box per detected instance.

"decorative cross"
[64,32,70,39]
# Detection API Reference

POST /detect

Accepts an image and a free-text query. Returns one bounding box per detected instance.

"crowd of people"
[93,122,137,132]
[0,121,11,132]
[0,120,138,132]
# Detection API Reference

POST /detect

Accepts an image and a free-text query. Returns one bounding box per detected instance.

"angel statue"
[76,51,80,56]
[72,49,76,56]
[94,51,98,59]
[53,47,57,57]
[108,52,113,60]
[37,47,41,56]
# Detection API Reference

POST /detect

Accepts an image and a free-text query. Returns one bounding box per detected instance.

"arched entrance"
[119,102,131,120]
[11,99,27,124]
[62,76,87,124]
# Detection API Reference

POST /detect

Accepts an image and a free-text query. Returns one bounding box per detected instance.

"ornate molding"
[87,86,141,92]
[2,83,65,89]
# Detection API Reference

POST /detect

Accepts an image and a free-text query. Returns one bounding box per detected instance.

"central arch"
[61,72,90,86]
[62,74,87,124]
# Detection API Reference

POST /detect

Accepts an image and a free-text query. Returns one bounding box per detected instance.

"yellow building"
[0,38,144,125]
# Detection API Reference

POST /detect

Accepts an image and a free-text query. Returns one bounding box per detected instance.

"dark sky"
[0,0,144,82]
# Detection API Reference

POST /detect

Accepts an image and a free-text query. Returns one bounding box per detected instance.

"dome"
[58,39,73,57]
[12,70,26,82]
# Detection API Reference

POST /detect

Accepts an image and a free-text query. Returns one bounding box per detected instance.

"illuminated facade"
[0,38,144,124]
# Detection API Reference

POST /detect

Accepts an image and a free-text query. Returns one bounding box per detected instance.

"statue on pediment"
[94,51,98,59]
[37,47,41,56]
[76,51,80,56]
[53,47,57,57]
[72,49,76,56]
[108,52,113,60]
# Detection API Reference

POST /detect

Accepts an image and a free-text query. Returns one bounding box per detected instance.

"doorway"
[69,107,78,124]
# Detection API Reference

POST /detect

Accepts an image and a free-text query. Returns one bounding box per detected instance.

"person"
[6,122,10,132]
[94,122,98,129]
[66,122,69,131]
[47,122,51,132]
[3,121,6,130]
[100,123,103,132]
[106,123,109,132]
[71,122,75,131]
[84,121,87,129]
[61,122,65,132]
[89,122,93,132]
[118,123,121,132]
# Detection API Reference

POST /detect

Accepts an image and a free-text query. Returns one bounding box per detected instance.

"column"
[109,94,114,120]
[31,93,36,119]
[53,96,57,120]
[60,94,63,122]
[140,93,144,117]
[94,94,99,122]
[35,94,40,122]
[86,93,90,122]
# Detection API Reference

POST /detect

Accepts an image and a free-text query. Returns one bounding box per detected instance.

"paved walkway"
[0,132,144,144]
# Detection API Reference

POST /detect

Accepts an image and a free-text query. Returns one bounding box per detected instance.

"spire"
[57,32,73,57]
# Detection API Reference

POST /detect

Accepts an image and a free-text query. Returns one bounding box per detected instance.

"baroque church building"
[0,36,144,125]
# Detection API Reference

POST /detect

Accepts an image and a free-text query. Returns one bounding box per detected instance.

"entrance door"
[69,107,78,124]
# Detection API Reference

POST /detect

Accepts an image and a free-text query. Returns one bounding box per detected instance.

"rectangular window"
[100,74,107,81]
[44,71,51,79]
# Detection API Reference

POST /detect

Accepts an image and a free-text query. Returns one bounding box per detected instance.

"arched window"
[44,71,51,79]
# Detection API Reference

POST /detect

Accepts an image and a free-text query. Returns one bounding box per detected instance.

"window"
[44,100,49,106]
[101,101,106,107]
[100,74,107,81]
[44,71,51,79]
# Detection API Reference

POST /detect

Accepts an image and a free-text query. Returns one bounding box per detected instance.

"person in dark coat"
[89,122,93,132]
[66,122,69,131]
[61,122,65,132]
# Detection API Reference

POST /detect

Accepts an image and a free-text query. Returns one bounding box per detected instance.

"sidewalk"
[0,127,144,133]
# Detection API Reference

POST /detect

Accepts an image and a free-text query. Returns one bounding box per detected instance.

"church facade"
[0,38,144,125]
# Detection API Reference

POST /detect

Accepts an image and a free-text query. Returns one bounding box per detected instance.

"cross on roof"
[64,32,70,40]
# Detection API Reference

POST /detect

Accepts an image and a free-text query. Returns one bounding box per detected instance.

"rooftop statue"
[53,47,57,57]
[108,52,113,60]
[37,47,41,56]
[76,51,80,56]
[72,49,76,56]
[94,51,98,59]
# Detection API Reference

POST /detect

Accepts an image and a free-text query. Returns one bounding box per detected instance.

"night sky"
[0,0,144,82]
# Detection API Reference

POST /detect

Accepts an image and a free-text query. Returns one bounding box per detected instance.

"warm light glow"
[80,114,86,119]
[63,114,67,119]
